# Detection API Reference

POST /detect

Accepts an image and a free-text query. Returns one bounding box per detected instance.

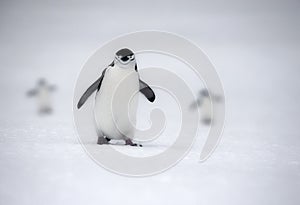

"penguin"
[190,89,222,125]
[198,89,212,125]
[77,48,155,146]
[27,78,56,115]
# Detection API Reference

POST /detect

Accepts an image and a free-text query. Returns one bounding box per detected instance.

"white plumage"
[94,62,139,140]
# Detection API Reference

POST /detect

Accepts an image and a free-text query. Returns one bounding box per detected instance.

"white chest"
[94,66,139,139]
[38,87,50,107]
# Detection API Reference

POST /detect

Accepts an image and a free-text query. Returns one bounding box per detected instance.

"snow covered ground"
[0,0,300,205]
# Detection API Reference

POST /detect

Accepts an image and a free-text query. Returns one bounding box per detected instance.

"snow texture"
[0,0,299,205]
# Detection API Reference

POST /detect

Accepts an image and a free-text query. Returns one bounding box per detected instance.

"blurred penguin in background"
[190,88,222,125]
[27,78,56,115]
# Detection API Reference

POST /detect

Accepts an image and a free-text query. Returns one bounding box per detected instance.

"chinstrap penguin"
[77,48,155,146]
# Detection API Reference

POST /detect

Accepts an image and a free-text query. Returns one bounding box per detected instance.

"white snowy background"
[0,0,299,204]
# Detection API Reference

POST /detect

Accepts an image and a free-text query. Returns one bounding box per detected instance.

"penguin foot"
[125,139,142,147]
[202,118,212,125]
[97,136,109,145]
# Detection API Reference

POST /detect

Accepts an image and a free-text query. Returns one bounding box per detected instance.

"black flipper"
[139,79,155,102]
[27,89,38,97]
[48,85,57,92]
[77,68,107,109]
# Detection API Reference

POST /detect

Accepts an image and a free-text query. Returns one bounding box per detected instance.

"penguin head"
[200,89,209,97]
[38,78,46,86]
[114,48,136,68]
